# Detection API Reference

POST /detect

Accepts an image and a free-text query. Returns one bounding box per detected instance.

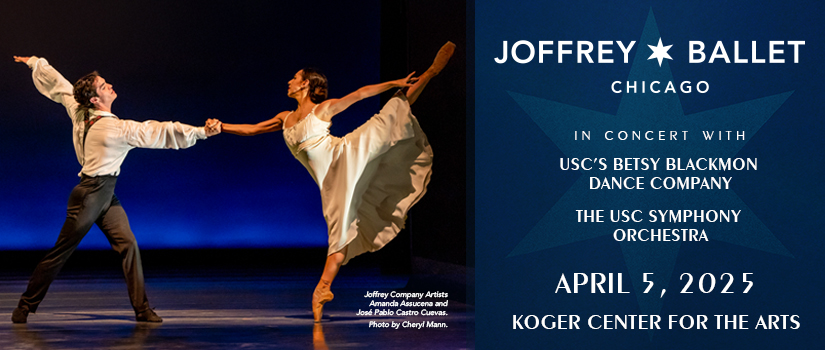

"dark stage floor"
[0,268,473,349]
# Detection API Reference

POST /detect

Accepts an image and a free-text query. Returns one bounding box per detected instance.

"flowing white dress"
[283,94,433,265]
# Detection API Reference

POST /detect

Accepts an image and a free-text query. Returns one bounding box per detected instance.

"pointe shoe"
[427,41,456,76]
[312,286,334,323]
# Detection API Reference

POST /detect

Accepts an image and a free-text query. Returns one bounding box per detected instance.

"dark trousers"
[18,175,150,313]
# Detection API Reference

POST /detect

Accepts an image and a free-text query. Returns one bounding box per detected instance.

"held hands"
[390,72,419,88]
[205,119,222,137]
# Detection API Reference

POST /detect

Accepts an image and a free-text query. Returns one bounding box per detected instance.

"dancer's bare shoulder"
[258,110,292,130]
[275,110,291,121]
[312,101,335,122]
[279,109,301,129]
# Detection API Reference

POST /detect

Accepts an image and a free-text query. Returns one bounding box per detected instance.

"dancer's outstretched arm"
[313,73,417,122]
[119,118,220,151]
[14,55,79,116]
[222,111,290,136]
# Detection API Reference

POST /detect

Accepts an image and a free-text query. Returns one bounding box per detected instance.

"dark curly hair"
[73,71,100,122]
[301,68,328,103]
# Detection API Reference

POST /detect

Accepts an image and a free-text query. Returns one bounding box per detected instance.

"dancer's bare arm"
[314,73,417,122]
[221,111,289,136]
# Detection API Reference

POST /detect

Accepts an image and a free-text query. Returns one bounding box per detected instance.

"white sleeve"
[122,119,208,149]
[27,57,79,118]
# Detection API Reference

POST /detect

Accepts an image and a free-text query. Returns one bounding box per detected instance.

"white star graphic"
[647,38,673,67]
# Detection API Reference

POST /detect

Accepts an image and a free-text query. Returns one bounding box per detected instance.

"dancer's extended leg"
[96,196,160,322]
[14,176,112,324]
[313,246,348,322]
[406,41,456,105]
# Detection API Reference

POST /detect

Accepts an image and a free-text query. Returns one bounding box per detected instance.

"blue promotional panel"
[476,1,823,348]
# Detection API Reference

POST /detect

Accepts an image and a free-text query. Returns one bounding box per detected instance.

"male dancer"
[10,56,221,324]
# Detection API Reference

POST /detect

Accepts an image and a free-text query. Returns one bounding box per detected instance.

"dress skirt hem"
[318,94,433,265]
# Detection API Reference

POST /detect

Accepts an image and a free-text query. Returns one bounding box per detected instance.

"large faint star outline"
[505,8,793,328]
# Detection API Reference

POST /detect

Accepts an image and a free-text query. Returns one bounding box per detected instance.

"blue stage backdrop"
[0,1,381,250]
[476,0,823,349]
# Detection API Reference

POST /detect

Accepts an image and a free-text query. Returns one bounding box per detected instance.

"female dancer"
[221,42,454,322]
